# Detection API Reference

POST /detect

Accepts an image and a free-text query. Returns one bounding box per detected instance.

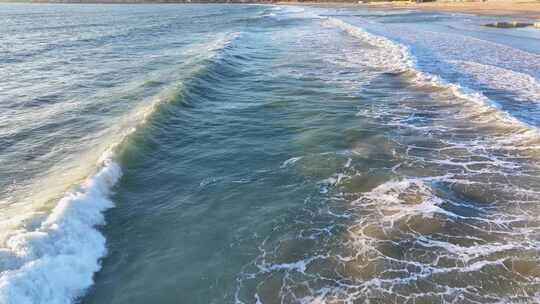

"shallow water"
[1,4,540,304]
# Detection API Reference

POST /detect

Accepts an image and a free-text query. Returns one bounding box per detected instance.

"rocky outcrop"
[485,21,533,28]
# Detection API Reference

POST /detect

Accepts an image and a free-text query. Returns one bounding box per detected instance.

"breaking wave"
[0,155,121,304]
[0,32,240,304]
[324,17,540,133]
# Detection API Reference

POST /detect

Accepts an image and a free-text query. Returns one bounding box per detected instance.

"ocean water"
[1,3,540,304]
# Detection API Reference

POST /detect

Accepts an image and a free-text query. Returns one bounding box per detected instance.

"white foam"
[278,6,322,20]
[181,32,240,60]
[324,17,540,133]
[450,60,540,103]
[416,237,520,263]
[0,154,121,304]
[280,156,302,168]
[322,18,413,72]
[354,178,455,222]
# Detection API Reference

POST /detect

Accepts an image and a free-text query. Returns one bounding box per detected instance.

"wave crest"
[0,156,121,304]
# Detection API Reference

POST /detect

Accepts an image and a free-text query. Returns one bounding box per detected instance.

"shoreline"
[1,0,539,19]
[279,0,540,19]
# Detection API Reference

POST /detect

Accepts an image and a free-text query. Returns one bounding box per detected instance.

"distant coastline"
[355,0,540,19]
[0,0,272,3]
[1,0,539,19]
[282,0,540,19]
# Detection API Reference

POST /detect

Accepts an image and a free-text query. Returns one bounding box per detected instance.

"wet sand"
[280,0,540,19]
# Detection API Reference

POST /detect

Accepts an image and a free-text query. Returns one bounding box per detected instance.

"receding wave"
[234,13,540,304]
[449,60,540,104]
[323,17,540,134]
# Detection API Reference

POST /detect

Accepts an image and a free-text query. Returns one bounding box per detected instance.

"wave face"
[2,4,540,304]
[0,4,247,303]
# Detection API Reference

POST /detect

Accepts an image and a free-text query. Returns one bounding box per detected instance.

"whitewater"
[1,4,539,304]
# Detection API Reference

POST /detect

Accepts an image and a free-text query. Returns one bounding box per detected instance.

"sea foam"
[324,17,540,134]
[0,154,121,304]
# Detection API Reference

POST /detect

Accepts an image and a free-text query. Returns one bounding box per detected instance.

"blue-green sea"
[1,3,540,304]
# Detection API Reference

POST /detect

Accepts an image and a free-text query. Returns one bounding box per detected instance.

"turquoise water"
[1,4,540,304]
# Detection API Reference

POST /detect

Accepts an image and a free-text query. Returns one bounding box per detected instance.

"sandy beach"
[281,0,540,19]
[382,0,540,19]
